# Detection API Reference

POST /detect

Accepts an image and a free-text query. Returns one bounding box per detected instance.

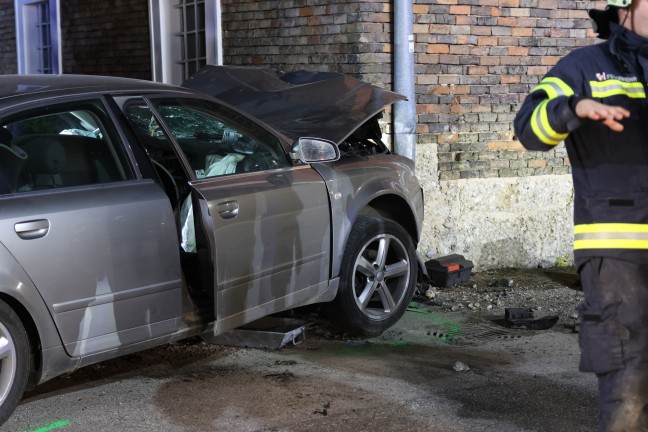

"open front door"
[193,166,330,334]
[132,95,332,334]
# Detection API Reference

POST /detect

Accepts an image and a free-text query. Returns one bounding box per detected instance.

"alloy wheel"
[351,233,411,320]
[0,322,16,406]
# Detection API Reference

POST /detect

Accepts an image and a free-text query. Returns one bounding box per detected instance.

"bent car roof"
[183,65,406,145]
[0,74,191,106]
[0,71,405,146]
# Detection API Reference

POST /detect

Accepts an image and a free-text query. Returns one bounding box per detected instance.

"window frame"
[149,0,223,85]
[15,0,61,75]
[0,98,137,195]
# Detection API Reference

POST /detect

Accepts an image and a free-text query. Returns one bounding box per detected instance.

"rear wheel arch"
[0,296,32,425]
[0,294,41,389]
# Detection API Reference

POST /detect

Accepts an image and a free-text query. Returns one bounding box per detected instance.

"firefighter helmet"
[590,1,631,40]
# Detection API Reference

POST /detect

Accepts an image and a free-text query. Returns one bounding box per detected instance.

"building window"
[176,0,206,81]
[149,0,222,85]
[15,0,60,74]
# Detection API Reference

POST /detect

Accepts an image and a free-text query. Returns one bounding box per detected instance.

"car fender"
[0,241,78,383]
[311,154,424,279]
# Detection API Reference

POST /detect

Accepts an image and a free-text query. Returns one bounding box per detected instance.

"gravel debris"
[418,266,582,329]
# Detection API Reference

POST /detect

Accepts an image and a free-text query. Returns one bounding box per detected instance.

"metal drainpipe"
[393,0,417,162]
[216,0,223,65]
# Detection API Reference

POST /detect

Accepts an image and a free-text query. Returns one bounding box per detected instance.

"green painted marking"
[407,309,464,342]
[28,420,71,432]
[380,341,409,348]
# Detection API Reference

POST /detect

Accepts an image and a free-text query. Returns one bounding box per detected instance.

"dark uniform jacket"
[514,24,648,264]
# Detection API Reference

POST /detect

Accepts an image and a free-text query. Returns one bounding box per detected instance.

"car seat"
[0,167,9,195]
[0,127,28,193]
[17,135,67,190]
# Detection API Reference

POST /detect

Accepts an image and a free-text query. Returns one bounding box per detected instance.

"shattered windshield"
[124,97,290,180]
[153,105,226,140]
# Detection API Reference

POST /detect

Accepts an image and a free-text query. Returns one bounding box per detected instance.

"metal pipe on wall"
[393,0,417,162]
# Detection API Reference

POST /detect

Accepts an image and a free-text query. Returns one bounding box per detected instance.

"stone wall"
[418,172,576,270]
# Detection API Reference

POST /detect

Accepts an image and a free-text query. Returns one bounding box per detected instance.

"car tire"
[333,216,417,336]
[0,300,30,426]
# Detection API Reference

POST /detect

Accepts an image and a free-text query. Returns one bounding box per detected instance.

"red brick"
[449,5,471,14]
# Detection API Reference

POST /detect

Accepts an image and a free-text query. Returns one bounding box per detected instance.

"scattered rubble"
[313,402,331,416]
[504,307,559,330]
[417,266,582,329]
[453,361,471,372]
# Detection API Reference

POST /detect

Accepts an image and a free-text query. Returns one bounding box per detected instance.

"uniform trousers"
[579,257,648,432]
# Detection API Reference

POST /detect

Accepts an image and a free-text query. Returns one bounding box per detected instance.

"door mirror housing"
[290,137,340,163]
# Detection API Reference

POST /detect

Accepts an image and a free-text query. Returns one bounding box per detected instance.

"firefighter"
[514,1,648,430]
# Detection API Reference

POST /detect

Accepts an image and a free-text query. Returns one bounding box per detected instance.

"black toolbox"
[425,254,474,287]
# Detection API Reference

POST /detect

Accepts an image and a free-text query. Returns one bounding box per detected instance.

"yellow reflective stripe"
[575,223,648,234]
[532,77,574,99]
[590,80,646,99]
[528,77,572,145]
[530,99,567,145]
[574,224,648,249]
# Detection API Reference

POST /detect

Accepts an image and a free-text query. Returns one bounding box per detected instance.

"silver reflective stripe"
[590,80,646,98]
[595,85,643,95]
[575,232,648,240]
[532,77,574,99]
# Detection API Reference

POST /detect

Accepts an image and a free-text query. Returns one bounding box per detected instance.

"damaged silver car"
[0,66,425,424]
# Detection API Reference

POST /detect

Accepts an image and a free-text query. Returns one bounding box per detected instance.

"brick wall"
[222,0,393,85]
[0,0,17,75]
[3,0,608,181]
[60,0,151,79]
[418,0,604,180]
[222,0,606,181]
[0,0,149,78]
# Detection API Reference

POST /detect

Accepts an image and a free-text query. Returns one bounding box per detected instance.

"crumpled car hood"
[182,65,405,145]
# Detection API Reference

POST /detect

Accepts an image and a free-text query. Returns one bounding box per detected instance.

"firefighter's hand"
[574,99,630,132]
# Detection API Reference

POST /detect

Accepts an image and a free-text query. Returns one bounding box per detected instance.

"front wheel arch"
[359,194,419,244]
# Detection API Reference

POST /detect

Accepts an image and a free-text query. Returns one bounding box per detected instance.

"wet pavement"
[1,303,597,432]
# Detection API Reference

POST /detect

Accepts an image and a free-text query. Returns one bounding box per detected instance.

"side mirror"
[290,137,340,163]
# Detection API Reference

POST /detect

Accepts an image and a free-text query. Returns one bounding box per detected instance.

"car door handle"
[15,219,50,240]
[216,200,239,219]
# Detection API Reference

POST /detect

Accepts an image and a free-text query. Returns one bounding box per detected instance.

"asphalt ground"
[0,300,598,432]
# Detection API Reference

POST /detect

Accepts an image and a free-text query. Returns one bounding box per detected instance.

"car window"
[127,97,290,180]
[120,99,191,209]
[0,101,134,195]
